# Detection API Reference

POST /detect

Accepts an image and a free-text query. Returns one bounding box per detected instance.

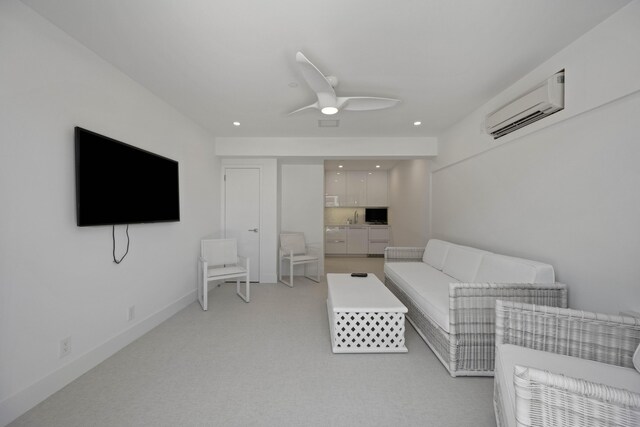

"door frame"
[221,165,263,282]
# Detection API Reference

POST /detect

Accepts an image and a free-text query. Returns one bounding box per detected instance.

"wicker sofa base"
[384,275,568,377]
[384,276,494,376]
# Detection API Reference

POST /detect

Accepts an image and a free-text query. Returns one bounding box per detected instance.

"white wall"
[388,159,430,247]
[430,1,640,314]
[221,158,279,283]
[0,2,219,424]
[280,164,325,275]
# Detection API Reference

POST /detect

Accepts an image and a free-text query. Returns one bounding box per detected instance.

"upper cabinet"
[325,171,346,206]
[346,171,367,206]
[365,171,388,207]
[325,170,388,207]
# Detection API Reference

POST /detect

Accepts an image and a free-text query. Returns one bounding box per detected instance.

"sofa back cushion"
[475,254,555,284]
[442,245,487,282]
[422,239,451,270]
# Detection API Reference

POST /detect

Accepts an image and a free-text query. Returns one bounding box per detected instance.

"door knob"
[248,228,259,232]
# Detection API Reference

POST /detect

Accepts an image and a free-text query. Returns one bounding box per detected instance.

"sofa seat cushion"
[384,262,453,332]
[475,254,555,284]
[442,245,489,283]
[496,343,640,427]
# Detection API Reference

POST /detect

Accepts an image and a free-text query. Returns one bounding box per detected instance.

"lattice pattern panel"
[333,311,406,350]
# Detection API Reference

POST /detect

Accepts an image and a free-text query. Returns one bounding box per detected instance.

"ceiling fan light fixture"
[321,106,339,115]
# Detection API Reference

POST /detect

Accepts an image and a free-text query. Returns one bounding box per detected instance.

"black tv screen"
[75,127,180,226]
[365,208,387,224]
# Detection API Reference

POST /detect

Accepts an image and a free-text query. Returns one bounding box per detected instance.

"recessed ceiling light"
[413,121,422,126]
[376,165,381,168]
[321,107,339,115]
[368,172,372,175]
[336,172,341,175]
[338,165,343,168]
[233,121,240,126]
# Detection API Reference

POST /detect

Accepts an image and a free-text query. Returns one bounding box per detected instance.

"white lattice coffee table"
[327,273,408,353]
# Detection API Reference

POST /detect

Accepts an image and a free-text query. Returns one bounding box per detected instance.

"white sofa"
[494,300,640,427]
[384,239,568,376]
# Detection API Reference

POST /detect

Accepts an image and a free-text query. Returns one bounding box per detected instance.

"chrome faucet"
[353,210,358,224]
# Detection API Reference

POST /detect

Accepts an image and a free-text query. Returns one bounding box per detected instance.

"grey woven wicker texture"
[514,365,640,427]
[495,300,640,368]
[384,247,424,263]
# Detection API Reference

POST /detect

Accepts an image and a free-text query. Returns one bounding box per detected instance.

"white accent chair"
[279,232,320,287]
[198,238,249,310]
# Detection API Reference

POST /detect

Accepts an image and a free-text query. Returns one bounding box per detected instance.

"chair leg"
[201,278,208,311]
[289,260,294,287]
[279,259,293,288]
[236,275,250,303]
[303,260,321,283]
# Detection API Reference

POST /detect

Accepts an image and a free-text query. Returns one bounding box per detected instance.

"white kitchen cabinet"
[325,171,346,207]
[346,172,367,206]
[325,170,389,207]
[368,226,390,255]
[365,171,388,207]
[347,226,368,254]
[325,226,347,254]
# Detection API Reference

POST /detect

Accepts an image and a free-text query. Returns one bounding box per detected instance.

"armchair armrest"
[384,247,424,263]
[514,365,640,426]
[496,300,640,368]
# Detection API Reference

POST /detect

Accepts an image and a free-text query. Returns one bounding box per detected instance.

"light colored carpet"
[11,257,496,427]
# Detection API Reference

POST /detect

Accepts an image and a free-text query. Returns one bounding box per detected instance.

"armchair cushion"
[281,233,307,255]
[496,343,640,427]
[207,265,246,278]
[422,239,451,270]
[635,344,640,373]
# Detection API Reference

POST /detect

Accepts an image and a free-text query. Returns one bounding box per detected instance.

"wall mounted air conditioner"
[486,71,564,139]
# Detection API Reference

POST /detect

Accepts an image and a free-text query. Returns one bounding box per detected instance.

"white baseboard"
[0,291,196,427]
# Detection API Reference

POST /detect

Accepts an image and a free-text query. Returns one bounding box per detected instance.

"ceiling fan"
[289,51,401,116]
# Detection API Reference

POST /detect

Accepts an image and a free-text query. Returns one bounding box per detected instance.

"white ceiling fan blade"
[339,97,401,111]
[296,52,336,105]
[288,101,319,115]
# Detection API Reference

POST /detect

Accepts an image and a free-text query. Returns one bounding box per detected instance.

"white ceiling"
[22,0,630,138]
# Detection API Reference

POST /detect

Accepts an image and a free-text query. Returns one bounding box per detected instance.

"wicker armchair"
[494,300,640,427]
[384,246,567,376]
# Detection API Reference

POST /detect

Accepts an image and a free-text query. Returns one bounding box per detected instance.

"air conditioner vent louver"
[491,110,546,138]
[486,71,564,139]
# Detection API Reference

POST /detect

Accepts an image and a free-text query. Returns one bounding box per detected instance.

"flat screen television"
[365,208,387,224]
[75,127,180,226]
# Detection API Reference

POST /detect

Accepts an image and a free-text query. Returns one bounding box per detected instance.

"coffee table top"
[327,273,407,313]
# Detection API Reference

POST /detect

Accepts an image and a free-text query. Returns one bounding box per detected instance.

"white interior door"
[224,168,260,281]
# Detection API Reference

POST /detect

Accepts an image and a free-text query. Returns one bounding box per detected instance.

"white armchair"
[279,232,320,287]
[494,300,640,427]
[198,238,250,311]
